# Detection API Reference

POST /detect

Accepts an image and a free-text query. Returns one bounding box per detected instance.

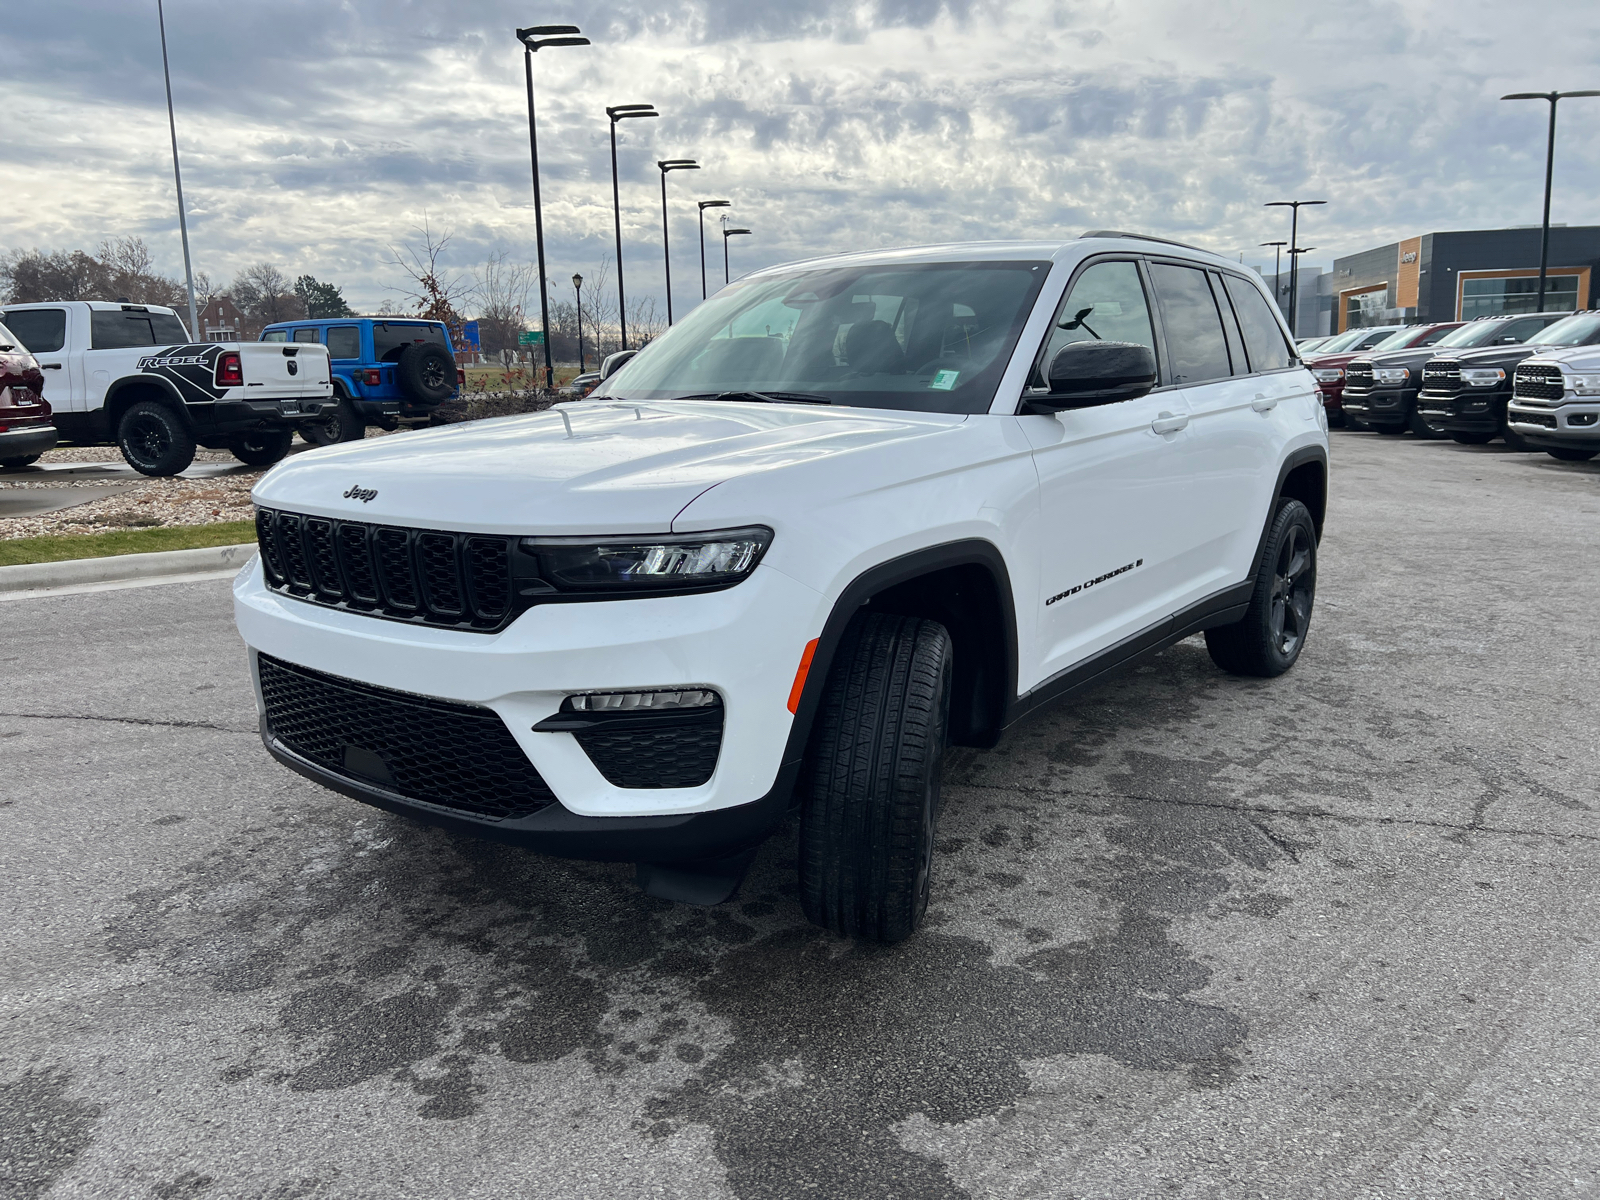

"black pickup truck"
[1415,311,1597,446]
[1337,321,1463,436]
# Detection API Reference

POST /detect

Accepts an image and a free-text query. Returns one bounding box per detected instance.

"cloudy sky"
[5,0,1599,317]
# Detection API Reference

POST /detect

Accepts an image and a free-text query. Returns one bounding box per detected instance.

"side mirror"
[599,349,637,381]
[1030,341,1157,412]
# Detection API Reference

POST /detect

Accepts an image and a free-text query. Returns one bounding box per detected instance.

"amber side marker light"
[787,638,819,714]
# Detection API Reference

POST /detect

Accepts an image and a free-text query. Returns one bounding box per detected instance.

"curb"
[0,542,257,595]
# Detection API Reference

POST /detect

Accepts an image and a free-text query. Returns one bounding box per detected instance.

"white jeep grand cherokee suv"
[235,233,1328,942]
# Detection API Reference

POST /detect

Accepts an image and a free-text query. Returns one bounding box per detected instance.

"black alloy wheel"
[1205,498,1318,678]
[117,400,196,477]
[300,396,364,446]
[227,428,293,466]
[1267,522,1315,660]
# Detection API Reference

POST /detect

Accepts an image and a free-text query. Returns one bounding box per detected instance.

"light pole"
[722,226,751,285]
[657,159,700,325]
[1288,247,1316,325]
[698,200,730,299]
[1265,199,1326,335]
[572,273,585,372]
[1260,241,1288,313]
[156,0,198,338]
[1501,90,1600,312]
[517,24,589,391]
[607,104,659,350]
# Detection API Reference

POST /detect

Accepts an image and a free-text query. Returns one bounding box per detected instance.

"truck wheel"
[118,400,196,477]
[227,429,293,466]
[0,453,41,469]
[300,396,364,446]
[1407,404,1444,439]
[1205,498,1317,679]
[1547,448,1598,462]
[1375,424,1404,436]
[1452,433,1494,445]
[397,344,455,405]
[799,612,953,943]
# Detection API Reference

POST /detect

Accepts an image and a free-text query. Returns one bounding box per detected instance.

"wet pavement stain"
[0,1068,102,1200]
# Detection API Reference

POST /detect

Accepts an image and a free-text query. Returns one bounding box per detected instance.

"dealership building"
[1276,225,1600,336]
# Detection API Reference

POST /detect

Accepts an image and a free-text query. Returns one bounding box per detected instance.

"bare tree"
[472,249,535,356]
[230,262,302,330]
[386,216,473,343]
[1,237,183,306]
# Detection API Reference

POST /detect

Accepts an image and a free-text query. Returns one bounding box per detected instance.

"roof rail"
[1079,229,1211,254]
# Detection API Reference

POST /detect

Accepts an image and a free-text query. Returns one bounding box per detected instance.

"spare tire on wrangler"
[397,343,455,405]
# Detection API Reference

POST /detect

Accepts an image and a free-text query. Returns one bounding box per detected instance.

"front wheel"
[117,400,196,477]
[227,429,293,467]
[1547,448,1598,462]
[799,613,953,943]
[1205,498,1317,679]
[0,453,41,469]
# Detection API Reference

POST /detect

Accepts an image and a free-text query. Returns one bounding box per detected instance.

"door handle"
[1251,393,1279,412]
[40,362,63,370]
[1151,411,1188,434]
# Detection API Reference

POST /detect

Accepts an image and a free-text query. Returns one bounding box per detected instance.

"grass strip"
[0,520,256,566]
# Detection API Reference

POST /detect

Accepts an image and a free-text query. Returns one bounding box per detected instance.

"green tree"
[294,275,354,319]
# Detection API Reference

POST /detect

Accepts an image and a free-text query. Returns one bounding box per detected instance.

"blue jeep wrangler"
[260,318,460,444]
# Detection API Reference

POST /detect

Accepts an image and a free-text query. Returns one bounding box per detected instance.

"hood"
[1520,344,1600,371]
[1359,345,1449,369]
[252,399,965,534]
[1434,344,1541,368]
[1305,351,1367,367]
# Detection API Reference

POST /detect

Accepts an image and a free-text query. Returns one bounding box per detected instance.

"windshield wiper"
[672,390,833,405]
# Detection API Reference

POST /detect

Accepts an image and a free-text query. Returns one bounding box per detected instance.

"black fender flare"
[104,374,193,431]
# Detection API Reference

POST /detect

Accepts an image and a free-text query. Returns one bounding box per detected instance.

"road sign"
[460,320,480,349]
[517,330,546,346]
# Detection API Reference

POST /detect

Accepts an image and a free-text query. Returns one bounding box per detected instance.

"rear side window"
[91,310,189,348]
[1037,260,1158,383]
[1413,325,1456,347]
[1,308,66,353]
[1495,317,1547,343]
[1221,276,1293,372]
[372,322,449,362]
[293,328,321,343]
[1149,262,1231,385]
[261,329,289,343]
[1355,329,1395,350]
[326,326,361,360]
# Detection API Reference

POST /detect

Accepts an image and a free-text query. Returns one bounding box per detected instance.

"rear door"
[1,307,81,409]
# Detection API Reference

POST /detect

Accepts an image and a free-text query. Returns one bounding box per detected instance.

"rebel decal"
[1045,558,1144,606]
[137,343,230,403]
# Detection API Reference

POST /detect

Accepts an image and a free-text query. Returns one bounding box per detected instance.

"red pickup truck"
[0,317,57,469]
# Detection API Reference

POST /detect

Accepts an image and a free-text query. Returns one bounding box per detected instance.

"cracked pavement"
[1,433,1597,1199]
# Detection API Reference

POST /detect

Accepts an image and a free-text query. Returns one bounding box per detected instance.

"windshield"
[1312,329,1365,354]
[1372,327,1422,351]
[1433,321,1504,349]
[594,260,1051,414]
[1528,312,1600,346]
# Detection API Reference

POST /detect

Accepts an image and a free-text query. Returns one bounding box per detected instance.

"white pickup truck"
[0,301,334,475]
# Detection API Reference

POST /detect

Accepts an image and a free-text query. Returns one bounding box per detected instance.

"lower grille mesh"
[258,653,557,821]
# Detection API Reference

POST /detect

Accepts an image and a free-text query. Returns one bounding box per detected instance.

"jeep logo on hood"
[343,485,378,503]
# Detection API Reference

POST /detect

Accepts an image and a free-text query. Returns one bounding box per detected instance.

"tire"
[1546,448,1598,462]
[1407,403,1445,439]
[1375,423,1405,436]
[397,343,455,405]
[300,395,365,446]
[799,612,953,943]
[0,453,41,469]
[1205,498,1317,679]
[227,428,293,467]
[117,400,196,477]
[1452,432,1494,445]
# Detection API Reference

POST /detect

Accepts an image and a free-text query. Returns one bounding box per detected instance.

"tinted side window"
[150,313,190,342]
[260,329,289,343]
[1038,260,1157,384]
[1496,317,1546,343]
[91,311,158,348]
[1212,273,1246,375]
[1415,325,1455,347]
[1,308,67,354]
[372,322,449,362]
[293,328,321,343]
[1222,276,1293,371]
[1149,262,1231,385]
[326,326,361,360]
[1356,330,1395,350]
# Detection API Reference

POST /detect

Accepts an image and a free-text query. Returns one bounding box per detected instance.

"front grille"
[1344,362,1374,391]
[1514,364,1565,402]
[1421,360,1462,393]
[573,706,725,789]
[257,653,557,821]
[256,508,520,632]
[1509,409,1558,429]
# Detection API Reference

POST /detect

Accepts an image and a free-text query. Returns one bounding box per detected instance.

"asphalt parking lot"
[2,431,1597,1200]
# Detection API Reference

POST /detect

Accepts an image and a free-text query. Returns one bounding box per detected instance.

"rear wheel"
[227,429,293,466]
[799,612,952,943]
[0,453,41,469]
[1452,432,1494,445]
[1547,448,1598,462]
[299,396,364,446]
[117,400,195,477]
[1205,498,1317,679]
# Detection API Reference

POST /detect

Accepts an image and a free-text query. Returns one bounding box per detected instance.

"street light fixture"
[607,104,659,350]
[572,273,585,373]
[1260,241,1288,311]
[1265,199,1326,335]
[698,200,731,299]
[722,226,751,285]
[517,24,590,391]
[1501,90,1600,312]
[156,0,198,338]
[657,159,700,325]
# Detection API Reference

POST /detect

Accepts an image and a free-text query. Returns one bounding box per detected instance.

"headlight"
[1374,367,1410,385]
[1312,368,1344,383]
[518,526,773,594]
[1460,368,1505,388]
[1567,374,1600,395]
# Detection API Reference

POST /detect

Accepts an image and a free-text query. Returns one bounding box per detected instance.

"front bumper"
[1339,386,1412,427]
[1508,398,1600,449]
[0,423,58,460]
[234,554,824,836]
[1415,388,1504,434]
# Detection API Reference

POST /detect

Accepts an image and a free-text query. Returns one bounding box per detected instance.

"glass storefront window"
[1344,289,1390,330]
[1461,275,1580,319]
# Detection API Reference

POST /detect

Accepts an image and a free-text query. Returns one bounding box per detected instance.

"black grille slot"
[1515,365,1565,402]
[258,654,557,821]
[573,705,725,789]
[1509,409,1558,428]
[255,508,520,632]
[1344,362,1374,390]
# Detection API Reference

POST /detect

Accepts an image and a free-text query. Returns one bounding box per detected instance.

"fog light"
[1569,412,1598,427]
[564,689,717,712]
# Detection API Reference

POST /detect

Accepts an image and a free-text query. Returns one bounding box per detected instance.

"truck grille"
[1344,362,1374,391]
[1514,364,1565,402]
[257,653,557,821]
[1421,360,1462,393]
[1509,409,1558,429]
[256,508,520,632]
